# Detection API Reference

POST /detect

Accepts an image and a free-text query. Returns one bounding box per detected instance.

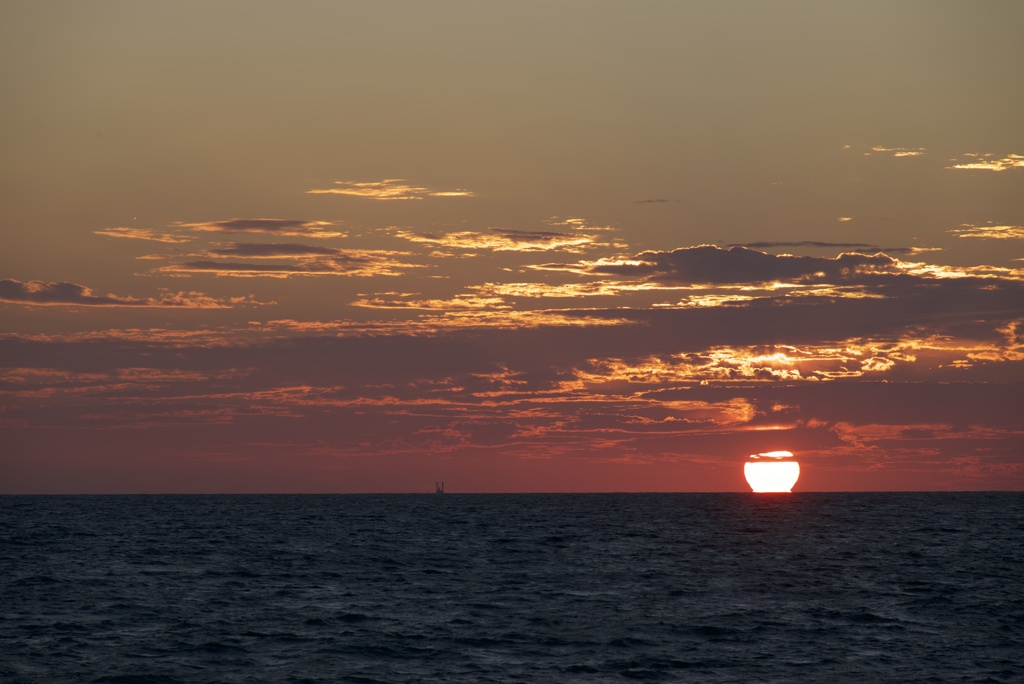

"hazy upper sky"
[2,1,1022,493]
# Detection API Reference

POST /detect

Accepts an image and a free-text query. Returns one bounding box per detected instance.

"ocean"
[2,493,1022,682]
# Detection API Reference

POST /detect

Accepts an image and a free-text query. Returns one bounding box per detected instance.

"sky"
[2,1,1022,493]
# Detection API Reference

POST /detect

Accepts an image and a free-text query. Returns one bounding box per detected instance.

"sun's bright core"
[744,452,800,492]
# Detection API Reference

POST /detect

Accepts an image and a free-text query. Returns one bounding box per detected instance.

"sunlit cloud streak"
[307,179,473,200]
[418,309,637,331]
[473,281,649,298]
[249,309,634,335]
[533,245,1024,289]
[570,339,976,386]
[351,294,510,311]
[728,241,927,256]
[140,243,366,262]
[950,224,1024,240]
[393,227,617,253]
[0,279,260,308]
[868,145,926,157]
[150,242,420,278]
[549,217,617,232]
[158,254,419,278]
[177,218,345,239]
[204,243,355,258]
[730,241,880,251]
[652,293,760,308]
[533,246,904,286]
[947,153,1024,172]
[0,367,245,397]
[750,451,794,459]
[94,228,194,244]
[4,327,244,347]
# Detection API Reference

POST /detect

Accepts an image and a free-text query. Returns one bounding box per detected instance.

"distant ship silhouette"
[435,481,444,494]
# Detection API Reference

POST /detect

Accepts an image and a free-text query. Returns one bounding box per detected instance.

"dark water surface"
[2,493,1022,682]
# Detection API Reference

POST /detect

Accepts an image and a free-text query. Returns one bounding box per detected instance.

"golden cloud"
[351,294,510,311]
[177,218,345,239]
[564,331,1023,389]
[307,179,473,201]
[947,153,1024,172]
[652,294,759,308]
[0,279,264,308]
[869,146,926,157]
[473,281,637,298]
[531,246,1024,287]
[94,228,194,244]
[393,227,615,253]
[0,367,247,399]
[247,310,633,337]
[155,247,420,278]
[471,280,699,300]
[950,224,1024,240]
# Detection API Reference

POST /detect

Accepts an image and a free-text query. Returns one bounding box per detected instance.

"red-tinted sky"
[2,2,1022,493]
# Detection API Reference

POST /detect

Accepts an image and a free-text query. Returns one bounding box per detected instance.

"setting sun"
[744,452,800,492]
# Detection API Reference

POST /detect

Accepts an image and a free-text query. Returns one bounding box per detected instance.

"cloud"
[750,451,793,459]
[534,245,905,286]
[150,242,421,278]
[727,241,925,256]
[0,279,260,308]
[729,241,882,251]
[394,227,614,253]
[6,327,245,347]
[947,153,1024,172]
[534,246,1024,293]
[473,281,641,299]
[868,146,926,158]
[653,293,760,308]
[568,335,1017,386]
[950,224,1024,240]
[248,310,634,335]
[0,367,244,395]
[204,243,350,258]
[306,179,473,200]
[178,218,345,239]
[351,294,510,311]
[94,228,194,244]
[549,217,617,232]
[159,255,418,279]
